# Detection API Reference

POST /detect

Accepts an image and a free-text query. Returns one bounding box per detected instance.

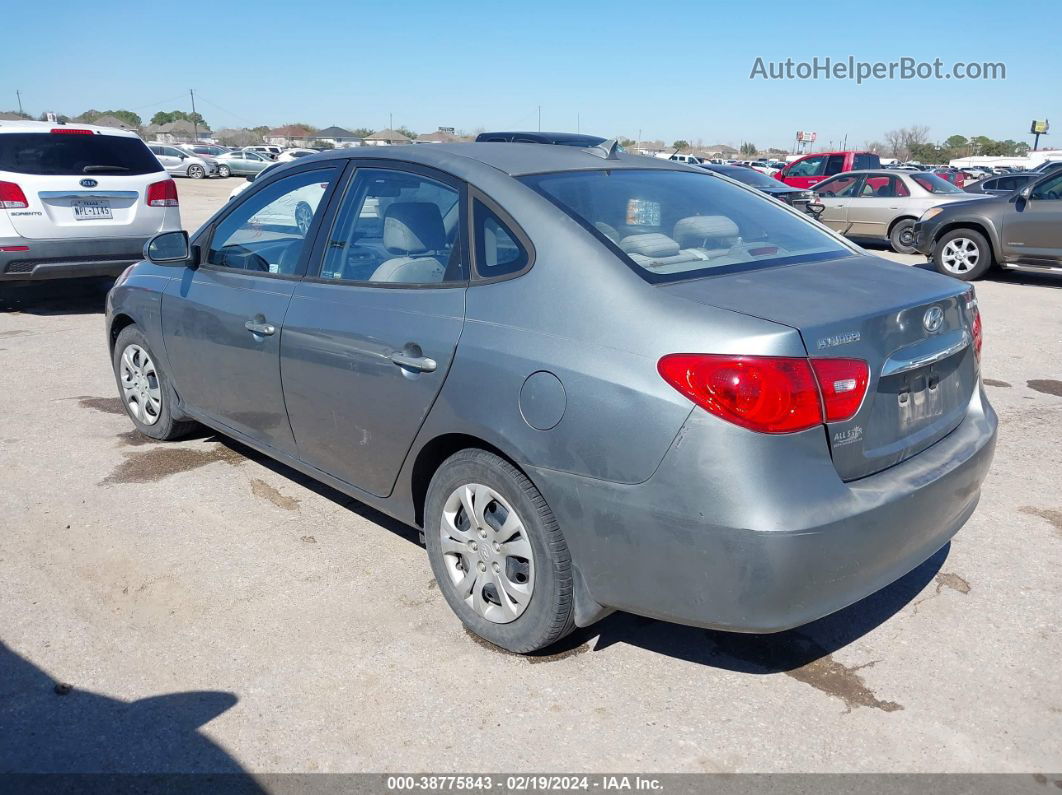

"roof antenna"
[586,138,621,160]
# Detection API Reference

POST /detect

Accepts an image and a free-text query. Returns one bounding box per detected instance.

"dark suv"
[914,170,1062,279]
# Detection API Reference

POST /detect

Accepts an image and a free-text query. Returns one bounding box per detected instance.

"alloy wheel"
[940,237,980,274]
[295,203,313,235]
[119,344,162,425]
[439,483,535,623]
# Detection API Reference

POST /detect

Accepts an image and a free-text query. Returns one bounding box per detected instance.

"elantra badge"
[923,306,944,333]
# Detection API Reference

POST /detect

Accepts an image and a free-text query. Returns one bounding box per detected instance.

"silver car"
[214,149,273,178]
[106,144,997,653]
[146,143,217,179]
[813,169,987,253]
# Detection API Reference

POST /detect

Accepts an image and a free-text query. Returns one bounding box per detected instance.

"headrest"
[673,216,740,247]
[383,202,445,255]
[619,233,680,259]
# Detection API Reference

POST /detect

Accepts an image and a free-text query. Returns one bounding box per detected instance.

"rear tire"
[111,325,196,441]
[187,164,205,179]
[932,228,993,280]
[424,449,575,653]
[888,218,917,254]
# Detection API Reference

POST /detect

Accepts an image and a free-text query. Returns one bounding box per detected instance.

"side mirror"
[806,201,826,219]
[144,230,191,266]
[1019,185,1033,201]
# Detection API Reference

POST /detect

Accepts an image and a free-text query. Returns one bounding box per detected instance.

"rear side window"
[824,155,846,176]
[0,132,162,176]
[473,199,528,279]
[853,153,881,170]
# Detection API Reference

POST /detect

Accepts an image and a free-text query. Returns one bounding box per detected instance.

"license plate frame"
[72,198,112,220]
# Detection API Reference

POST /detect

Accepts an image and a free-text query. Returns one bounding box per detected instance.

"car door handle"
[390,351,437,372]
[244,319,276,336]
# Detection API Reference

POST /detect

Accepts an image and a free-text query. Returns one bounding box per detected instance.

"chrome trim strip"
[38,191,139,200]
[881,329,970,377]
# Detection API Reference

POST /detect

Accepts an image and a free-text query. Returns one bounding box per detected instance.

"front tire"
[112,325,196,441]
[889,218,917,254]
[187,164,205,179]
[933,228,993,280]
[217,165,231,178]
[424,449,575,653]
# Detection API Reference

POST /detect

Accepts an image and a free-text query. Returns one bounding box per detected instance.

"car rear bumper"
[531,385,997,632]
[0,236,149,281]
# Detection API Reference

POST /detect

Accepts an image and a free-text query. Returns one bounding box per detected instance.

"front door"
[161,164,341,454]
[812,173,863,233]
[1002,172,1062,266]
[281,165,467,497]
[846,174,909,238]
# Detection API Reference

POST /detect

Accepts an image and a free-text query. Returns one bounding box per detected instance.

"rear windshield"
[521,169,850,283]
[911,174,964,194]
[0,132,162,176]
[853,152,882,170]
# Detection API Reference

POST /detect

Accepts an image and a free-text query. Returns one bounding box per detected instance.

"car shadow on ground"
[214,435,422,547]
[0,641,264,786]
[542,543,948,672]
[0,277,114,315]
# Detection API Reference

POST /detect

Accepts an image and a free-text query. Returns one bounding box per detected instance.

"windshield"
[0,132,162,176]
[912,174,965,194]
[707,166,779,188]
[521,169,850,283]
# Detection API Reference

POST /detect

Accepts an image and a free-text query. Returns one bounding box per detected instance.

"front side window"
[207,168,336,275]
[1030,173,1062,200]
[786,156,826,177]
[320,168,463,284]
[522,169,849,283]
[817,174,861,197]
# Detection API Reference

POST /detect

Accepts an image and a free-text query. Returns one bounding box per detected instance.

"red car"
[929,168,966,188]
[774,151,881,188]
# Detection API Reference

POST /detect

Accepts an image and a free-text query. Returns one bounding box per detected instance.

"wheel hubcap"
[119,344,162,425]
[440,483,535,624]
[296,205,312,234]
[940,238,980,273]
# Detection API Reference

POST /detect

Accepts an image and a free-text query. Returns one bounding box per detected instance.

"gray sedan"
[106,144,996,653]
[214,149,273,178]
[812,169,988,253]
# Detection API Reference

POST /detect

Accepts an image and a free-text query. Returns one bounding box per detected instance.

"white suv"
[0,120,181,283]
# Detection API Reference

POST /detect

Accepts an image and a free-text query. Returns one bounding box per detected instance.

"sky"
[6,0,1061,150]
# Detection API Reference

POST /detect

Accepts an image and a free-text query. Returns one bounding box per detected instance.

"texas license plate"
[73,199,112,220]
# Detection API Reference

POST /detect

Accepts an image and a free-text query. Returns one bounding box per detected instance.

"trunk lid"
[659,255,978,480]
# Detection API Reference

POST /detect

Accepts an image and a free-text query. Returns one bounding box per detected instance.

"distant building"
[0,112,28,121]
[415,129,463,144]
[362,129,412,146]
[87,114,137,132]
[266,125,316,147]
[314,126,362,148]
[145,119,213,144]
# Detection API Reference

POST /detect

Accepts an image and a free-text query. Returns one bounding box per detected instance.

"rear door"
[1002,172,1062,266]
[161,164,342,453]
[281,163,468,497]
[0,130,170,240]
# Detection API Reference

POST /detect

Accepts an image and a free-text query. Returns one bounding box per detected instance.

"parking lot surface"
[1,177,1060,774]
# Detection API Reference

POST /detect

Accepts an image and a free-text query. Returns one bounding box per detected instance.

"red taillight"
[658,354,824,433]
[810,358,870,422]
[0,180,29,209]
[658,353,871,434]
[51,128,93,135]
[970,301,983,367]
[0,245,29,252]
[146,179,179,207]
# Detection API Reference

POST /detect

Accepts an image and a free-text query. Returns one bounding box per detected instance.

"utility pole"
[389,112,393,132]
[577,113,580,134]
[537,106,541,132]
[16,90,23,116]
[189,89,199,143]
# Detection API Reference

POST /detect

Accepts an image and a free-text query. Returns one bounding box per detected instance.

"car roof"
[0,119,141,138]
[309,142,694,179]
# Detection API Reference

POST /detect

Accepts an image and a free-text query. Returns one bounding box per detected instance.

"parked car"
[475,131,607,148]
[179,143,228,159]
[147,143,217,179]
[107,143,996,653]
[214,149,273,177]
[245,145,282,160]
[701,163,815,214]
[914,170,1062,279]
[774,150,881,188]
[1031,160,1062,175]
[964,172,1040,196]
[931,168,965,188]
[276,148,320,162]
[0,120,181,284]
[810,170,986,254]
